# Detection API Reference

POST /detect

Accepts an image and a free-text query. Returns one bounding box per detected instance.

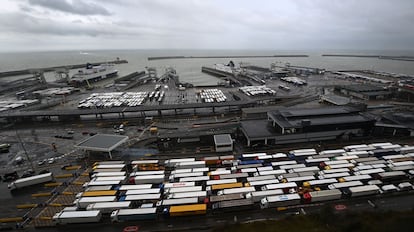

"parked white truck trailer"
[246,189,284,202]
[8,172,53,191]
[53,210,102,225]
[86,201,131,214]
[303,189,342,203]
[260,194,301,209]
[349,185,380,197]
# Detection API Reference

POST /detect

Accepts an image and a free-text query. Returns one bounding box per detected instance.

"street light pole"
[15,125,35,171]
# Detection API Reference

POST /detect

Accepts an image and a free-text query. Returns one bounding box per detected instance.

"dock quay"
[0,59,128,78]
[201,67,242,86]
[148,55,309,60]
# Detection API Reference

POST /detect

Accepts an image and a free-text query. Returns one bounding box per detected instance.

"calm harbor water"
[0,49,414,85]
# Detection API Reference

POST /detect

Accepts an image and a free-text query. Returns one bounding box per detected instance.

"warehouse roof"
[75,134,129,152]
[270,106,359,119]
[241,120,278,138]
[213,134,233,145]
[340,84,385,93]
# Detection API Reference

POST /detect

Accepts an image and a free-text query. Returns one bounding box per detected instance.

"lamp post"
[15,129,35,171]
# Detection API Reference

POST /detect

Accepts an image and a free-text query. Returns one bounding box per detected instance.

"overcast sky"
[1,0,413,52]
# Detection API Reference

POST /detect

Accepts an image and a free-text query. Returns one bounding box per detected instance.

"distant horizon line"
[1,48,414,54]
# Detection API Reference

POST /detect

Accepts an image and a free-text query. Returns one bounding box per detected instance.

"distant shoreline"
[322,54,414,61]
[148,55,309,60]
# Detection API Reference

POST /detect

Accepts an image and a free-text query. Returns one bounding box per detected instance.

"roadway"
[25,193,414,232]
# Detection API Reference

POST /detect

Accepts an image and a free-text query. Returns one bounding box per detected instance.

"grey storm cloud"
[27,0,111,16]
[0,0,414,51]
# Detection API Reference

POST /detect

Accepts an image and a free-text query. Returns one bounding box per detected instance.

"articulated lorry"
[8,172,53,191]
[53,210,102,225]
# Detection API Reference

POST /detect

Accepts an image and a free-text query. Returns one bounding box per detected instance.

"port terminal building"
[334,84,391,101]
[240,106,375,146]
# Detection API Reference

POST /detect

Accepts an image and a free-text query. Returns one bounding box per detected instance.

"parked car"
[21,169,35,178]
[48,158,55,164]
[38,159,46,166]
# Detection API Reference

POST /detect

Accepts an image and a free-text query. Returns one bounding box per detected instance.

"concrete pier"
[0,59,128,78]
